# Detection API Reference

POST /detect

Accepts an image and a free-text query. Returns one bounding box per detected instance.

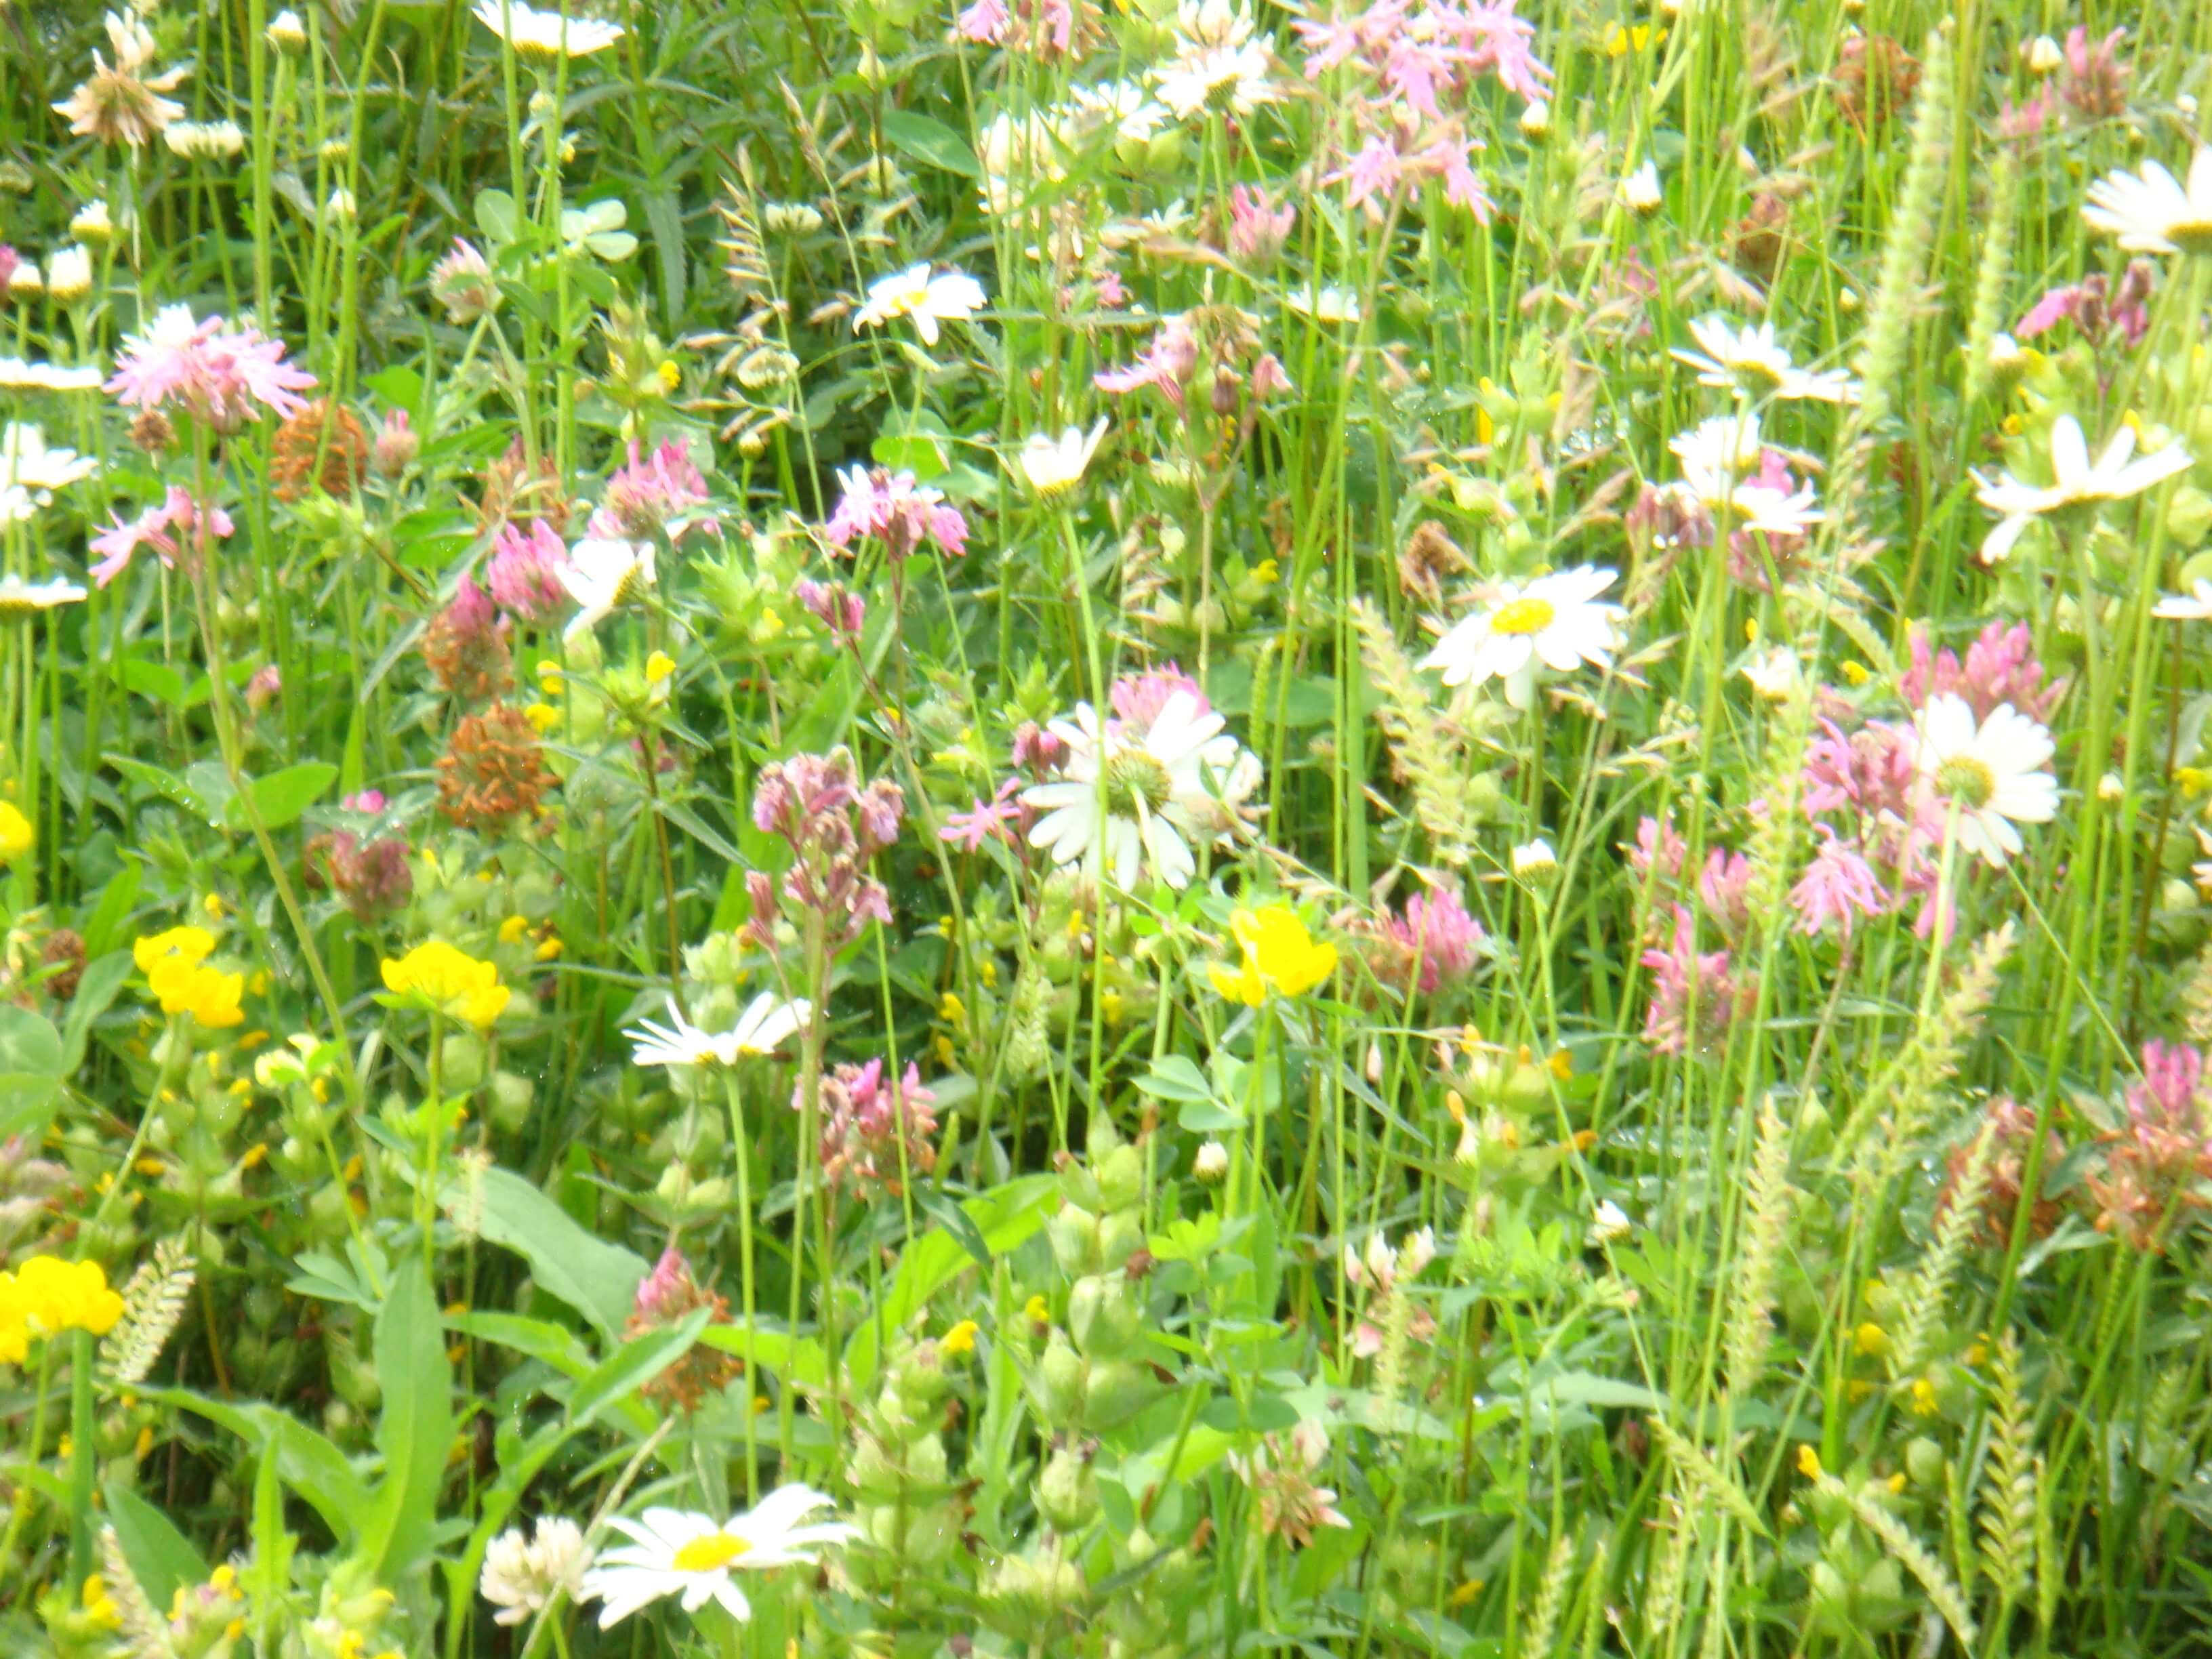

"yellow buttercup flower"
[134,926,216,974]
[1207,904,1338,1006]
[0,800,34,864]
[0,1256,125,1359]
[381,941,510,1029]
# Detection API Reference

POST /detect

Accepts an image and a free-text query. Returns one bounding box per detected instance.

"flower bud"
[268,9,308,52]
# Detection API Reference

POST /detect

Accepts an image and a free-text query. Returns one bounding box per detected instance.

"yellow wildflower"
[380,941,510,1029]
[1023,1294,1050,1324]
[0,800,33,865]
[1796,1444,1822,1480]
[1839,660,1872,687]
[534,935,562,962]
[1448,1578,1484,1608]
[1910,1376,1938,1416]
[645,649,676,685]
[497,914,529,945]
[1853,1321,1889,1357]
[942,1319,979,1356]
[523,701,561,734]
[1208,903,1338,1006]
[134,926,216,974]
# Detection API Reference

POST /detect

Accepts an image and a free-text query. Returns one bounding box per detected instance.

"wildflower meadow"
[3,0,2212,1653]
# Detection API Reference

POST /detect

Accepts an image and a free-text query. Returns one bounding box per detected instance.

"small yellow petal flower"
[1797,1444,1822,1480]
[645,649,676,685]
[0,800,34,865]
[941,1319,979,1355]
[523,701,561,734]
[497,914,529,944]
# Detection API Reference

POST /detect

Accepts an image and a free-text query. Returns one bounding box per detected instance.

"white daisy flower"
[1669,411,1765,499]
[1016,419,1109,497]
[1023,690,1261,890]
[1618,160,1662,213]
[1153,39,1277,119]
[625,994,811,1069]
[1973,414,2192,565]
[2154,579,2212,621]
[44,247,93,304]
[1671,316,1859,405]
[0,426,98,525]
[472,1,626,64]
[1739,646,1804,703]
[1587,1199,1633,1246]
[559,537,655,639]
[1511,837,1558,878]
[0,359,104,392]
[0,575,89,619]
[579,1488,859,1630]
[2082,146,2212,256]
[852,264,987,347]
[1284,284,1361,324]
[1422,566,1625,710]
[1729,478,1824,537]
[1912,693,2058,868]
[480,1517,594,1627]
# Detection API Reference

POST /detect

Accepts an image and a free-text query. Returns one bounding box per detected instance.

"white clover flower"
[480,1517,594,1627]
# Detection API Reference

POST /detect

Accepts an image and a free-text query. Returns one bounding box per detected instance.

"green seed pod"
[1096,1144,1143,1212]
[1038,1330,1086,1422]
[1048,1203,1101,1275]
[1904,1437,1944,1488]
[488,1069,533,1134]
[1083,1358,1149,1429]
[1095,1210,1145,1275]
[1068,1274,1139,1359]
[1036,1446,1099,1532]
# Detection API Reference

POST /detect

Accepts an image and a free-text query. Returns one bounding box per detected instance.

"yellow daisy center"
[1933,756,1995,811]
[2171,219,2212,255]
[1489,596,1556,636]
[673,1531,751,1573]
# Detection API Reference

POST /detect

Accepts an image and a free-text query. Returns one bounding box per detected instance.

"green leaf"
[1177,1097,1245,1134]
[78,862,142,961]
[59,951,132,1074]
[1132,1057,1212,1103]
[363,1260,454,1580]
[228,762,338,832]
[0,1006,66,1143]
[105,754,224,828]
[444,1166,647,1340]
[880,110,980,178]
[447,1311,594,1379]
[565,1311,709,1428]
[138,1388,368,1543]
[474,188,519,248]
[119,659,190,710]
[103,1480,209,1610]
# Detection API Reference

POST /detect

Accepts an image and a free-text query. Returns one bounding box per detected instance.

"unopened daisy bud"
[2024,34,2062,74]
[325,188,356,224]
[268,9,308,52]
[1586,1199,1632,1246]
[2097,771,2124,802]
[1194,1141,1229,1183]
[45,246,92,304]
[1518,100,1551,139]
[1982,331,2032,385]
[319,137,351,167]
[1511,838,1558,881]
[1838,287,1861,313]
[70,201,113,245]
[5,262,41,300]
[1618,160,1662,214]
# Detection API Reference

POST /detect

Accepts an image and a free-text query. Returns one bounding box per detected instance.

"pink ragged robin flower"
[822,465,969,562]
[104,304,316,429]
[88,487,234,587]
[1789,832,1887,939]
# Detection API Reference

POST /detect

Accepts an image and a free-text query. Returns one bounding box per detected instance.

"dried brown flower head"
[269,400,368,502]
[1731,192,1791,283]
[39,930,85,1002]
[437,705,552,831]
[422,577,513,704]
[53,14,190,149]
[474,436,570,536]
[1398,520,1470,607]
[1833,34,1920,134]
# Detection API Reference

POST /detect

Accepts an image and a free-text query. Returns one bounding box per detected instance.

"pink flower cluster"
[104,306,316,429]
[956,0,1075,57]
[1094,314,1293,414]
[2017,261,2154,351]
[589,438,716,542]
[1898,619,2063,724]
[812,1058,941,1198]
[1291,0,1550,222]
[1639,904,1756,1057]
[2087,1042,2212,1248]
[747,749,904,949]
[88,488,235,587]
[487,520,571,623]
[823,465,969,562]
[1352,883,1486,996]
